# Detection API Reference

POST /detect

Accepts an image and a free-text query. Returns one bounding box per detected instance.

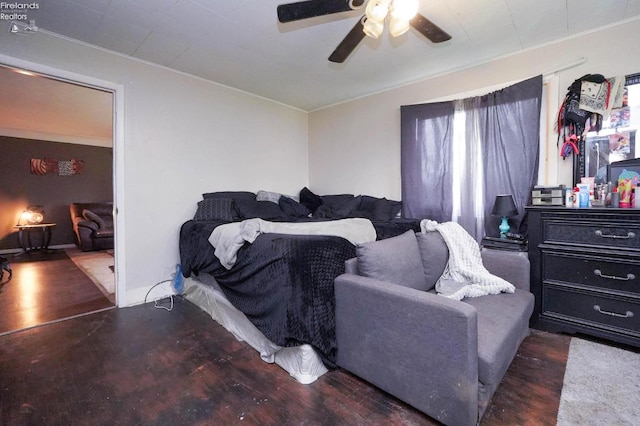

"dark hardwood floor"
[0,297,571,425]
[0,249,114,335]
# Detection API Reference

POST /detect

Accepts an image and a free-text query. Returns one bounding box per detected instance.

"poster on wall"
[580,72,640,185]
[30,158,84,176]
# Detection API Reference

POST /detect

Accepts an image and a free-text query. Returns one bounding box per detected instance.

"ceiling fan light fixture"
[365,0,391,22]
[363,18,384,39]
[389,16,411,37]
[391,0,419,21]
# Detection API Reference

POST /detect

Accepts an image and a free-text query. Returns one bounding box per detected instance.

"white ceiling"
[6,0,640,111]
[0,66,113,143]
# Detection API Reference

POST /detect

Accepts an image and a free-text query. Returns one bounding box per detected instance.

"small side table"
[15,223,56,254]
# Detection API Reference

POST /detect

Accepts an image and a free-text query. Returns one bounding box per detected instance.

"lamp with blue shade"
[491,195,518,238]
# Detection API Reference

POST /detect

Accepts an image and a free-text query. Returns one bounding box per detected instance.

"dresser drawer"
[543,220,640,249]
[543,285,640,336]
[543,251,640,295]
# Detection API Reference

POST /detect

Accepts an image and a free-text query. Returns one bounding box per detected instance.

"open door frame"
[0,53,127,307]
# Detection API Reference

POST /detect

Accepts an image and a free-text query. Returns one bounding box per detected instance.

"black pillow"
[193,198,234,221]
[202,191,256,201]
[359,195,380,213]
[279,196,311,218]
[299,187,323,213]
[357,196,402,220]
[335,195,362,217]
[321,194,355,207]
[315,195,361,219]
[235,200,287,220]
[375,198,402,220]
[83,209,106,228]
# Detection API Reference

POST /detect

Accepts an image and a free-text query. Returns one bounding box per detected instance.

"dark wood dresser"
[526,206,640,347]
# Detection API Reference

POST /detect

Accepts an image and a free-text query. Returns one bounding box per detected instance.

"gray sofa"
[334,230,534,426]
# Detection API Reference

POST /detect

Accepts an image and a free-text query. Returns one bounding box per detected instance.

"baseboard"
[0,249,21,255]
[124,281,174,307]
[0,243,76,255]
[51,244,77,249]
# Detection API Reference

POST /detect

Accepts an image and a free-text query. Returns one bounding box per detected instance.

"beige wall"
[0,31,309,305]
[308,19,640,199]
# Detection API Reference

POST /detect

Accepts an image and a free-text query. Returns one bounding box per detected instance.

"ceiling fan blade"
[410,13,452,43]
[277,0,363,23]
[328,17,366,63]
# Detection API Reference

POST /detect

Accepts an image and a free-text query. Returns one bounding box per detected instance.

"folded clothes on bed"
[209,217,377,269]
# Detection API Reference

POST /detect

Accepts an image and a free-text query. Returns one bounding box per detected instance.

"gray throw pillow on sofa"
[415,231,450,291]
[356,230,428,291]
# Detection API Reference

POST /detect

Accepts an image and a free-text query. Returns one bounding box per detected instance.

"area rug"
[557,337,640,425]
[65,248,115,295]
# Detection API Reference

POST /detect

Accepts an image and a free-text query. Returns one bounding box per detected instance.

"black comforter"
[179,218,419,366]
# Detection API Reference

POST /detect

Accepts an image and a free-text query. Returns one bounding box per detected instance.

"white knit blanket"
[420,219,515,300]
[210,218,377,270]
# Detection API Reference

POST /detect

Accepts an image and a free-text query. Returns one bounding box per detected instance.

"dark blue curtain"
[401,75,543,238]
[400,101,454,222]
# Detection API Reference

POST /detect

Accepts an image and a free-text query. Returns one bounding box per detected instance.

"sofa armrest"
[334,273,479,426]
[482,249,530,292]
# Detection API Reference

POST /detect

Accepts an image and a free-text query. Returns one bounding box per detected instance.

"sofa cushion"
[83,209,106,229]
[193,198,234,221]
[464,290,534,389]
[356,230,427,291]
[94,229,114,238]
[415,231,450,291]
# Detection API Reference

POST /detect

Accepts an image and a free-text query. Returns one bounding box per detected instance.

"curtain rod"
[543,57,587,76]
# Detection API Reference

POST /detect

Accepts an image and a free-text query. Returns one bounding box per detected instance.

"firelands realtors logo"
[0,2,39,21]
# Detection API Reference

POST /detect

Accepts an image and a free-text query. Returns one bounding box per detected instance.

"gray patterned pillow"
[193,198,234,221]
[256,190,282,204]
[257,190,299,204]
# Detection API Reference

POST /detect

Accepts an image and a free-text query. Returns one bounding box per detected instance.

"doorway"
[0,61,121,334]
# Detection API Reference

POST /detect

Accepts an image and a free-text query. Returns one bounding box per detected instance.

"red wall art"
[30,158,84,176]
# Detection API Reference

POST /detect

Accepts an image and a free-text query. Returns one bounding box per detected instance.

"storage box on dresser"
[526,206,640,347]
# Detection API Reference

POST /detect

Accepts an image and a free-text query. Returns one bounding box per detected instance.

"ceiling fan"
[277,0,451,63]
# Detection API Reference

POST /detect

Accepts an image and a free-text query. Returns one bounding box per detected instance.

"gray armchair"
[334,230,534,426]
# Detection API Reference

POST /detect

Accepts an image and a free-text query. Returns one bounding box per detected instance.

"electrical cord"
[144,279,174,311]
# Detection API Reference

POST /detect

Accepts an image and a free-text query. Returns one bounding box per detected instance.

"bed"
[179,189,419,383]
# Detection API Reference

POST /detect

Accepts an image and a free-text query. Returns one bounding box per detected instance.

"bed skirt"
[183,275,328,384]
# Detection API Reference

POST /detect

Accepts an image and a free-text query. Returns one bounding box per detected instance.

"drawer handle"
[593,269,636,281]
[593,305,634,318]
[595,230,636,239]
